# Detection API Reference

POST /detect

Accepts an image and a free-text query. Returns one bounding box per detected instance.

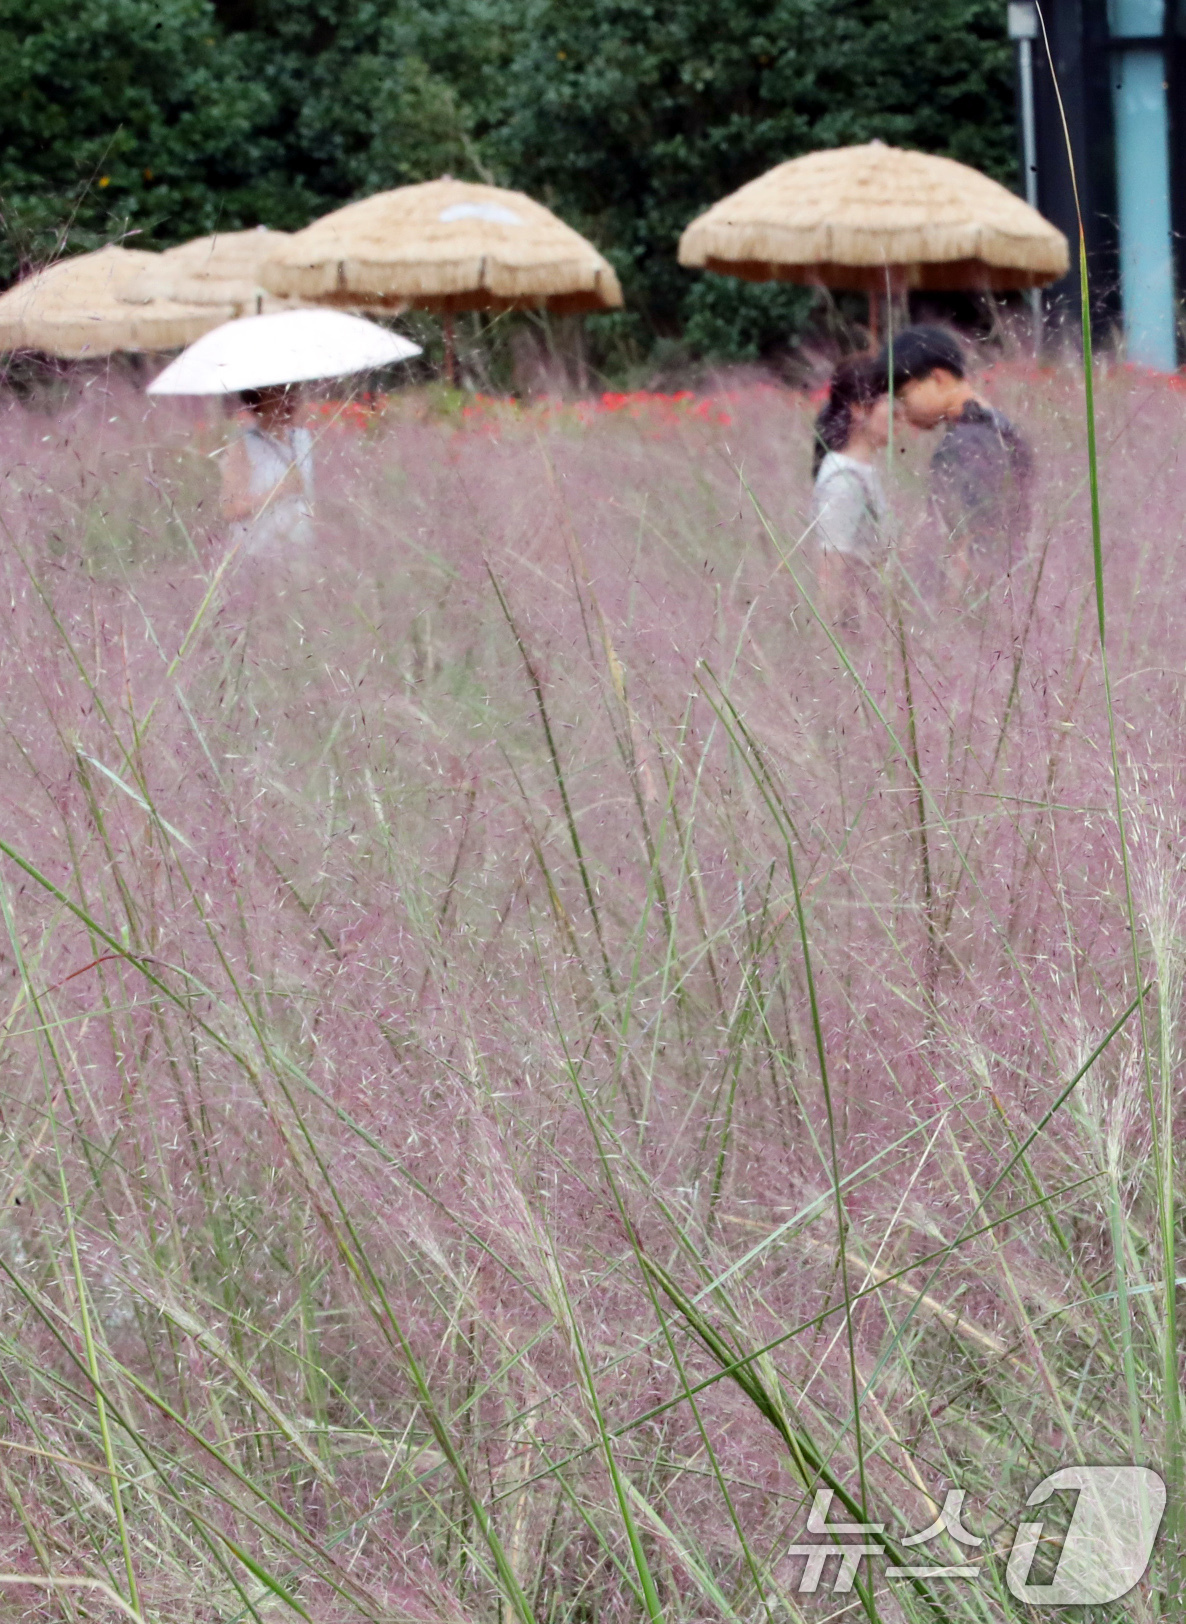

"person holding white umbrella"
[219,384,316,557]
[148,306,421,558]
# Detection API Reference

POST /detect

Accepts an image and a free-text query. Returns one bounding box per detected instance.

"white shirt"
[230,424,315,557]
[812,451,887,562]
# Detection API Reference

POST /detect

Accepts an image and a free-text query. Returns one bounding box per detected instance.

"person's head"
[239,383,300,427]
[880,324,971,429]
[812,354,890,474]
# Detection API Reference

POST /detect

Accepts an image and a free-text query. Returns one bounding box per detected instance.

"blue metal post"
[1109,0,1177,369]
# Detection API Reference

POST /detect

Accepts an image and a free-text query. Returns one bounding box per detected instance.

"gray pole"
[1009,2,1042,352]
[1019,36,1038,212]
[1019,37,1041,348]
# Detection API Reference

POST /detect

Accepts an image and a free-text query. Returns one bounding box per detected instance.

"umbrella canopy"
[124,226,296,316]
[0,246,228,357]
[678,142,1069,292]
[259,179,623,314]
[146,307,422,394]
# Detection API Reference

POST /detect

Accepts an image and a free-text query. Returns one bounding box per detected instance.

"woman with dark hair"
[812,356,890,544]
[220,383,315,558]
[811,355,891,623]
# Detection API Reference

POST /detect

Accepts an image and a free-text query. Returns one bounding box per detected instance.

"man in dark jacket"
[879,325,1033,589]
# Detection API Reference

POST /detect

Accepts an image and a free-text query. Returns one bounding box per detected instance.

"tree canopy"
[0,0,1017,362]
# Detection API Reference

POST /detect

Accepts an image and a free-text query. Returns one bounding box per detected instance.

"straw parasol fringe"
[289,270,619,313]
[0,246,228,356]
[123,227,298,315]
[679,142,1069,292]
[9,304,231,356]
[694,256,1056,293]
[261,179,623,314]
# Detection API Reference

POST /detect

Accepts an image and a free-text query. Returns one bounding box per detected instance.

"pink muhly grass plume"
[0,356,1178,1619]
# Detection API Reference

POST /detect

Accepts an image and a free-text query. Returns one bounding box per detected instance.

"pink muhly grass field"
[0,361,1180,1622]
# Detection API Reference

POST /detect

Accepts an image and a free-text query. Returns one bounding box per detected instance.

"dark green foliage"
[0,0,272,275]
[486,0,1016,354]
[0,0,487,277]
[0,0,1016,363]
[679,276,816,364]
[207,0,490,201]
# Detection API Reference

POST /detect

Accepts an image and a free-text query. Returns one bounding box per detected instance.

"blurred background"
[0,0,1024,384]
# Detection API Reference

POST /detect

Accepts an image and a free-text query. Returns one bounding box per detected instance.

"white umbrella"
[147,307,421,395]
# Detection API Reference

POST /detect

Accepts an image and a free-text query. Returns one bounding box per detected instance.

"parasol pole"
[884,264,894,470]
[443,313,457,385]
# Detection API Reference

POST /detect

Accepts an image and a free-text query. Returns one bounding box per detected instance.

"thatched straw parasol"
[123,226,296,317]
[260,178,622,378]
[679,142,1069,335]
[0,245,227,357]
